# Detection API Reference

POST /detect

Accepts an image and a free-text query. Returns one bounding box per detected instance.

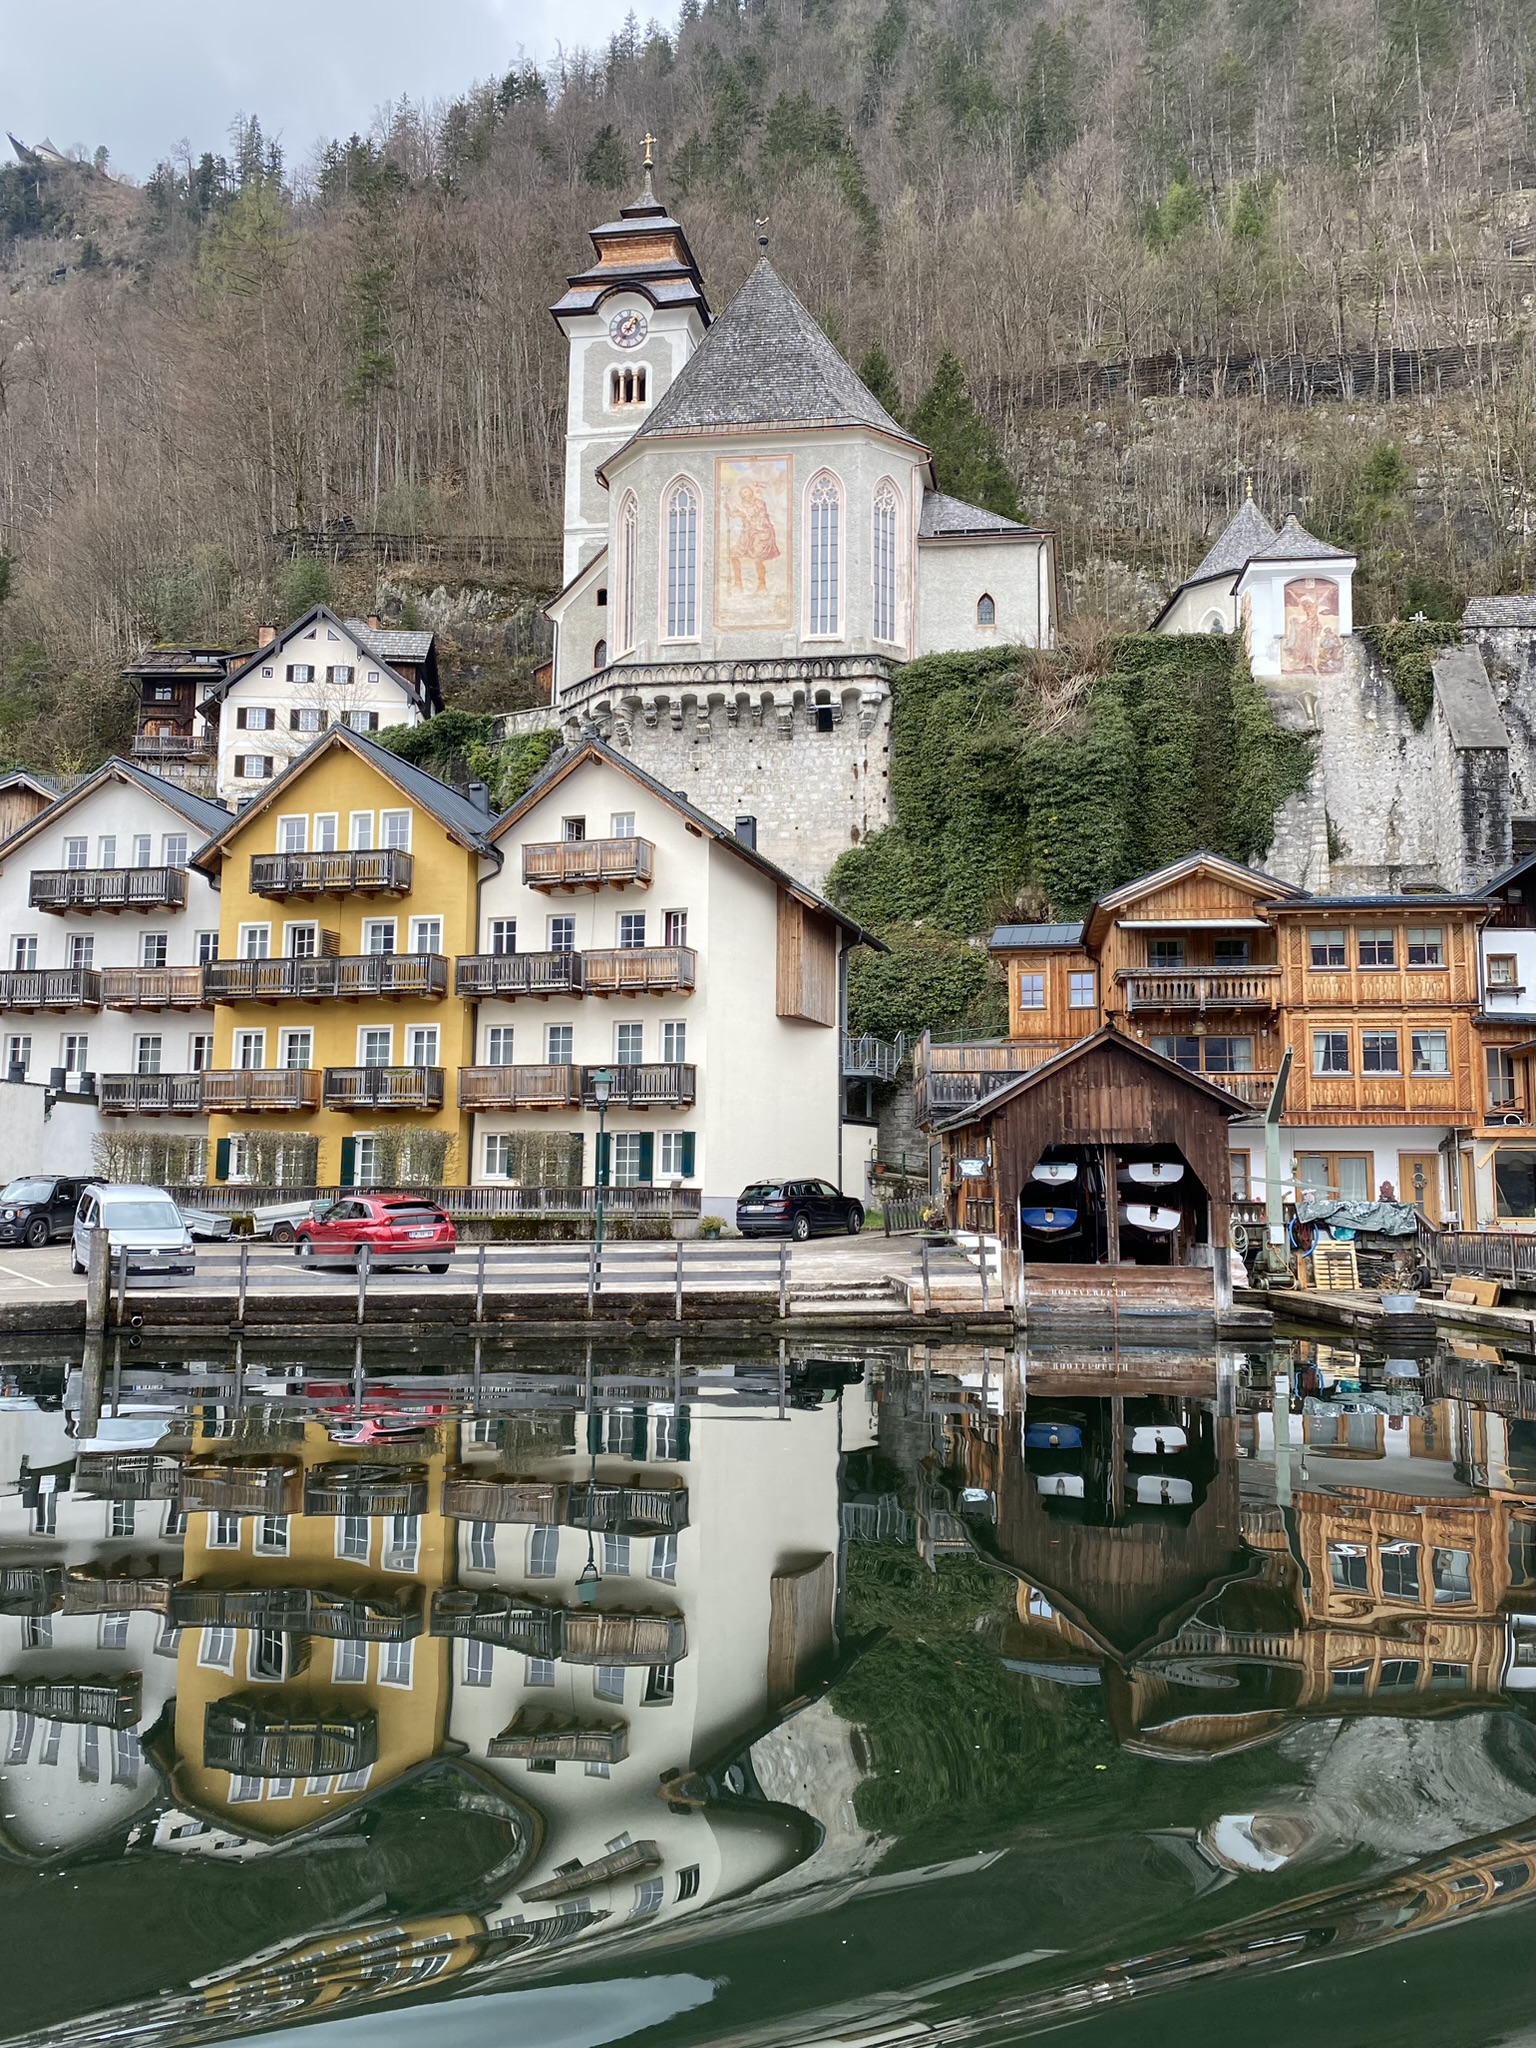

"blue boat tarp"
[1021,1207,1077,1232]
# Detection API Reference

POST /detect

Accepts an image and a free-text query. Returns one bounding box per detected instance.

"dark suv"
[0,1176,87,1249]
[736,1179,864,1241]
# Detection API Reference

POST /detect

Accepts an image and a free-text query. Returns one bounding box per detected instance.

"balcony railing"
[99,1072,204,1115]
[29,867,187,914]
[1118,968,1280,1011]
[488,1709,627,1764]
[64,1564,174,1613]
[1208,1071,1278,1108]
[101,966,208,1010]
[249,849,414,898]
[176,1461,299,1515]
[459,1064,580,1110]
[584,1062,695,1107]
[523,837,654,891]
[442,1476,569,1523]
[455,951,586,999]
[582,946,696,997]
[560,1609,687,1664]
[0,1674,141,1729]
[322,1065,444,1111]
[566,1482,690,1534]
[73,1451,184,1500]
[201,1069,321,1113]
[204,1695,378,1777]
[523,1838,660,1901]
[302,1464,430,1517]
[429,1589,564,1656]
[169,1583,423,1641]
[131,734,212,762]
[207,954,448,1002]
[0,968,101,1011]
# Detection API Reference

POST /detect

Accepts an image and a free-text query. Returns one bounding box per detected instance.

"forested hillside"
[2,0,1535,770]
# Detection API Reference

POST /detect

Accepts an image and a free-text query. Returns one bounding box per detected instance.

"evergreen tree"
[909,352,1019,519]
[858,344,904,422]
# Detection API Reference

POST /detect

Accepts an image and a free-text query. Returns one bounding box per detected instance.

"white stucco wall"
[913,535,1052,654]
[216,621,421,800]
[0,1083,103,1176]
[1236,1123,1453,1213]
[1237,558,1354,680]
[1156,576,1238,636]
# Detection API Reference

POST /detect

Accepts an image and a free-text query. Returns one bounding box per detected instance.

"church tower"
[549,142,711,584]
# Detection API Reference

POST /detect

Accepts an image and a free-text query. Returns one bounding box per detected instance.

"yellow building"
[191,728,497,1190]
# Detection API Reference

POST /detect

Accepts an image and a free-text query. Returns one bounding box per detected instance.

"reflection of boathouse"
[935,1028,1247,1317]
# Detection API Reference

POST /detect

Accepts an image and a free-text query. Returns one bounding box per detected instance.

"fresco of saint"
[715,457,792,630]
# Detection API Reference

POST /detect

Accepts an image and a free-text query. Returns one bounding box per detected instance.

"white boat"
[1121,1202,1182,1234]
[1134,1473,1194,1506]
[1129,1424,1188,1455]
[1030,1161,1079,1186]
[1124,1160,1184,1187]
[1035,1472,1085,1498]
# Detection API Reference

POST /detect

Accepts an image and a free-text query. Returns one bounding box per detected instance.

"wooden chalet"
[936,1025,1249,1315]
[122,642,248,770]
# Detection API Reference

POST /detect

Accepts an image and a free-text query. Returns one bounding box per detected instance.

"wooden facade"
[775,890,839,1025]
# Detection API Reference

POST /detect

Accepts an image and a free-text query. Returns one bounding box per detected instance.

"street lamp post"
[592,1066,612,1268]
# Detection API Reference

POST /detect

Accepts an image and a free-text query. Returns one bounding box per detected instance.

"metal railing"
[1118,968,1280,1011]
[201,1069,322,1112]
[163,1180,705,1218]
[455,951,586,998]
[322,1065,445,1110]
[0,968,101,1010]
[582,945,696,995]
[524,837,654,889]
[29,866,187,913]
[99,1072,204,1115]
[249,849,413,897]
[207,954,448,1001]
[843,1032,906,1080]
[100,965,208,1009]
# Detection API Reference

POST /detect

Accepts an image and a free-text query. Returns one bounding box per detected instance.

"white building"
[461,740,878,1215]
[0,760,229,1180]
[542,162,1056,887]
[1152,491,1356,677]
[198,606,441,803]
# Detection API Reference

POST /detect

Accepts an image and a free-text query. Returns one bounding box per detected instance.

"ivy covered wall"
[833,636,1314,1040]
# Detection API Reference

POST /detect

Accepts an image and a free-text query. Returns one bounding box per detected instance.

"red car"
[294,1195,456,1272]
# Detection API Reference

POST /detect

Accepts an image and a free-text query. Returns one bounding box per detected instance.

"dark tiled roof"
[989,922,1085,949]
[919,490,1027,538]
[342,620,434,664]
[1464,596,1536,628]
[1264,893,1484,910]
[1247,514,1353,564]
[630,261,914,443]
[1188,497,1278,582]
[116,762,232,837]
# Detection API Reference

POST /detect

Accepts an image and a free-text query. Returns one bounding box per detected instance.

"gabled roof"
[121,644,248,681]
[188,727,498,870]
[989,922,1085,951]
[1479,848,1536,897]
[340,619,435,666]
[919,490,1030,539]
[616,260,920,452]
[0,766,61,801]
[490,737,883,947]
[1243,514,1353,566]
[1188,496,1278,583]
[1465,595,1536,629]
[0,757,230,864]
[936,1024,1253,1131]
[1081,852,1307,950]
[201,606,436,712]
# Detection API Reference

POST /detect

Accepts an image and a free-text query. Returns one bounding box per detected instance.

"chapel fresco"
[1282,576,1345,676]
[716,456,792,630]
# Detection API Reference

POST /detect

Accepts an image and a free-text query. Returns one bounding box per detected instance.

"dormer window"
[976,594,996,628]
[610,366,648,407]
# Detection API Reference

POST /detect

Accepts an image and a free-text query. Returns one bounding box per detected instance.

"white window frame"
[379,1639,415,1688]
[805,470,843,639]
[662,475,700,641]
[359,1025,393,1066]
[380,810,412,851]
[872,479,900,644]
[408,916,442,954]
[238,923,272,961]
[349,811,374,850]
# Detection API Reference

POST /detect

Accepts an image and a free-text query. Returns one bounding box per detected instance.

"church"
[541,152,1058,888]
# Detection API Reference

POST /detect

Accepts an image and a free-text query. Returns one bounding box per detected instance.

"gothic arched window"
[976,593,996,628]
[617,494,638,654]
[594,639,608,670]
[807,472,842,637]
[872,480,899,643]
[664,479,699,639]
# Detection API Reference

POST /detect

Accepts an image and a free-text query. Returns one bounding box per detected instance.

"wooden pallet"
[1308,1242,1360,1292]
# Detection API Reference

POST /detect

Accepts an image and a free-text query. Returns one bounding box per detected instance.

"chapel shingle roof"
[919,490,1027,537]
[627,260,916,443]
[1464,596,1536,628]
[1246,513,1353,564]
[1187,497,1279,583]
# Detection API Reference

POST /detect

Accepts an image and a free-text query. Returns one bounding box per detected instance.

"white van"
[71,1184,195,1279]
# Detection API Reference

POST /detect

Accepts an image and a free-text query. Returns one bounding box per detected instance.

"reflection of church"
[542,151,1057,886]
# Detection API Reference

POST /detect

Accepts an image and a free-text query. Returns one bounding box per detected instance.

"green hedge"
[1356,620,1459,729]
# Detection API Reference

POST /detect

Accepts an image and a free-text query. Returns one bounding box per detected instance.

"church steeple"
[550,144,712,583]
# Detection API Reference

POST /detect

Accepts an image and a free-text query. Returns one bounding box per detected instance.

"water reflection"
[0,1329,1532,2046]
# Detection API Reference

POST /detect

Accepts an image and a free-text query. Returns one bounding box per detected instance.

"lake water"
[0,1327,1532,2048]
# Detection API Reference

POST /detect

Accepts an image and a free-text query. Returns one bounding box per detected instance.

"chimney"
[734,814,757,850]
[257,624,277,648]
[467,780,490,813]
[367,615,381,630]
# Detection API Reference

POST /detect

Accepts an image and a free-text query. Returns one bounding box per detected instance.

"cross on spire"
[637,131,658,205]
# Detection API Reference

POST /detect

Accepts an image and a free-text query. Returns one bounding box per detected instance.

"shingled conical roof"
[1188,496,1279,583]
[627,259,918,443]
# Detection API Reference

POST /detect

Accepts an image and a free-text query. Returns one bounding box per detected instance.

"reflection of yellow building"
[161,1415,454,1841]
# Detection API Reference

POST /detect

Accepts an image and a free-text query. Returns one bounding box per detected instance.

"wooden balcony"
[0,1564,66,1616]
[64,1564,174,1613]
[583,1062,695,1107]
[29,867,187,914]
[302,1464,430,1517]
[322,1065,445,1111]
[455,951,586,999]
[1210,1071,1278,1108]
[566,1481,689,1534]
[523,1838,660,1901]
[201,1068,321,1113]
[177,1459,299,1515]
[203,1695,378,1777]
[441,1475,568,1523]
[429,1589,563,1656]
[459,1064,581,1110]
[560,1608,686,1665]
[206,954,448,1002]
[248,849,414,899]
[101,966,208,1010]
[1118,968,1280,1012]
[99,1072,204,1115]
[0,968,101,1011]
[132,733,212,762]
[488,1708,627,1764]
[0,1674,141,1729]
[73,1451,184,1500]
[582,946,696,997]
[523,837,654,892]
[169,1583,424,1641]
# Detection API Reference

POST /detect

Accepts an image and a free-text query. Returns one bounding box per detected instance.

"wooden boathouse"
[935,1025,1249,1316]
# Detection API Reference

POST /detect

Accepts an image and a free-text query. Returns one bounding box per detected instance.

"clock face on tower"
[609,308,648,349]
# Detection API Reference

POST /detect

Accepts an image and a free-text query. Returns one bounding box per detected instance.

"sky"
[0,0,657,180]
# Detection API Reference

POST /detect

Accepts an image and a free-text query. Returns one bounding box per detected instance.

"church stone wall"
[914,537,1053,654]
